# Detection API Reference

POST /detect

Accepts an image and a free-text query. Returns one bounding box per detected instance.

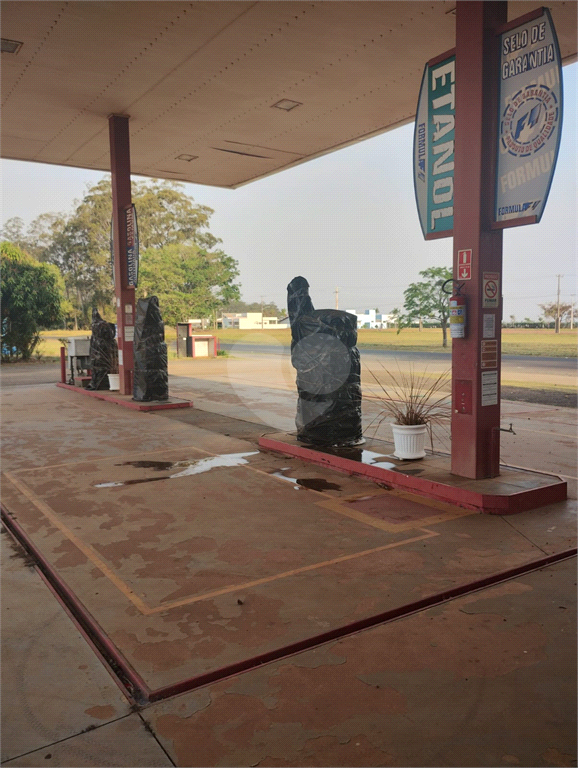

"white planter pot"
[391,423,428,460]
[107,373,120,391]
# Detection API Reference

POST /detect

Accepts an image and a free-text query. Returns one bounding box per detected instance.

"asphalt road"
[220,342,577,373]
[3,348,576,394]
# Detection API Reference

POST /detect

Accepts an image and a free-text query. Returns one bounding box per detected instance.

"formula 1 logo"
[497,200,541,217]
[501,84,558,158]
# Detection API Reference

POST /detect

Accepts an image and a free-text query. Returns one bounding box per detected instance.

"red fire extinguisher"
[443,280,467,339]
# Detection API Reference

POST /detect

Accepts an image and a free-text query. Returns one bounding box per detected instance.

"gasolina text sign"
[125,204,139,287]
[110,205,139,288]
[413,51,455,239]
[495,8,562,227]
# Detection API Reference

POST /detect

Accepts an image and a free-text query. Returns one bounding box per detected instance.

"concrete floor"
[1,355,576,767]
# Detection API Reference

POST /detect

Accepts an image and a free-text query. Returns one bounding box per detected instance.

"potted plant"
[366,362,451,459]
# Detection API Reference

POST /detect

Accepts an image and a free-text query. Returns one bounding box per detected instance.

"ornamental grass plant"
[365,361,452,431]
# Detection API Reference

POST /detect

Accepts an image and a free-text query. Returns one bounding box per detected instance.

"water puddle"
[116,460,175,470]
[95,476,170,488]
[298,445,427,476]
[95,452,259,488]
[307,445,426,473]
[271,469,342,492]
[313,444,396,467]
[359,450,397,468]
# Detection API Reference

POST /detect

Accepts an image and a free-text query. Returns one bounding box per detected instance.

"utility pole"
[335,287,339,310]
[555,274,563,334]
[260,296,264,329]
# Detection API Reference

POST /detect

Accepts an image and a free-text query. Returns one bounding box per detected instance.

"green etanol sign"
[413,52,455,240]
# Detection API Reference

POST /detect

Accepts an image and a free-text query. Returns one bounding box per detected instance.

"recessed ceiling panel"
[1,1,576,188]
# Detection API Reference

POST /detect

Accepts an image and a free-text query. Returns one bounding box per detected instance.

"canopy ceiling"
[2,1,576,188]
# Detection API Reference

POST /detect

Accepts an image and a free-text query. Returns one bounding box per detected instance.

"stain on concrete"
[335,607,548,679]
[190,637,227,659]
[145,627,170,638]
[447,546,534,572]
[256,734,394,767]
[541,747,576,767]
[266,663,406,730]
[111,630,192,673]
[51,539,88,568]
[84,705,117,720]
[217,540,265,567]
[264,547,305,566]
[154,694,272,767]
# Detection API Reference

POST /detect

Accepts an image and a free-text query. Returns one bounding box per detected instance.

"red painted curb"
[258,435,567,515]
[56,382,193,411]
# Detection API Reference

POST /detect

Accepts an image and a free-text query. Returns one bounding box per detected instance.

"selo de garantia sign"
[413,51,455,239]
[494,7,563,227]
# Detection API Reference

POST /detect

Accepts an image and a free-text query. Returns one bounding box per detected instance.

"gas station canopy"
[2,1,576,189]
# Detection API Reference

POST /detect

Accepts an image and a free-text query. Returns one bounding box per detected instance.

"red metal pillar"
[109,114,135,396]
[451,1,507,479]
[60,346,66,383]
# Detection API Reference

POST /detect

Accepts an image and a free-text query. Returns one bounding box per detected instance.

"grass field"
[38,326,577,359]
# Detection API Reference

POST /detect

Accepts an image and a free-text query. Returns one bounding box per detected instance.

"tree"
[400,266,452,346]
[221,299,283,317]
[389,308,407,333]
[10,177,239,328]
[138,243,240,326]
[1,213,67,261]
[1,242,63,360]
[539,301,575,330]
[132,180,217,250]
[0,217,27,250]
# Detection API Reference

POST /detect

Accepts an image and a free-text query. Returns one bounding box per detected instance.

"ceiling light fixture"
[272,99,302,111]
[176,154,198,162]
[1,38,23,54]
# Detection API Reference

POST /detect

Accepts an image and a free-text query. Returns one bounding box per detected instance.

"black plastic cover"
[87,308,118,390]
[287,277,363,446]
[133,296,169,401]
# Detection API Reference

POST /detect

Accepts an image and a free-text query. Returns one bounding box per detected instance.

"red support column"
[451,1,507,479]
[109,115,135,396]
[60,346,66,383]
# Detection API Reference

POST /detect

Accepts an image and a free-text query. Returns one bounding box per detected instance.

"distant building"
[218,312,279,329]
[345,309,395,329]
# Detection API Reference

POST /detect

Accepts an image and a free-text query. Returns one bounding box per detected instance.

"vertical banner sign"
[495,8,562,227]
[414,51,455,239]
[125,204,139,287]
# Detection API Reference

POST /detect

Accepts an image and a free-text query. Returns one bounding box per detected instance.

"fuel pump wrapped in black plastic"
[87,308,118,390]
[132,296,169,401]
[287,276,363,446]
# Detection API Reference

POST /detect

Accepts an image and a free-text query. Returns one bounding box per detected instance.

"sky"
[1,63,576,322]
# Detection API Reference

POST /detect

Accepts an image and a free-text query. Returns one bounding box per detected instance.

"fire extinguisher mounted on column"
[442,279,466,339]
